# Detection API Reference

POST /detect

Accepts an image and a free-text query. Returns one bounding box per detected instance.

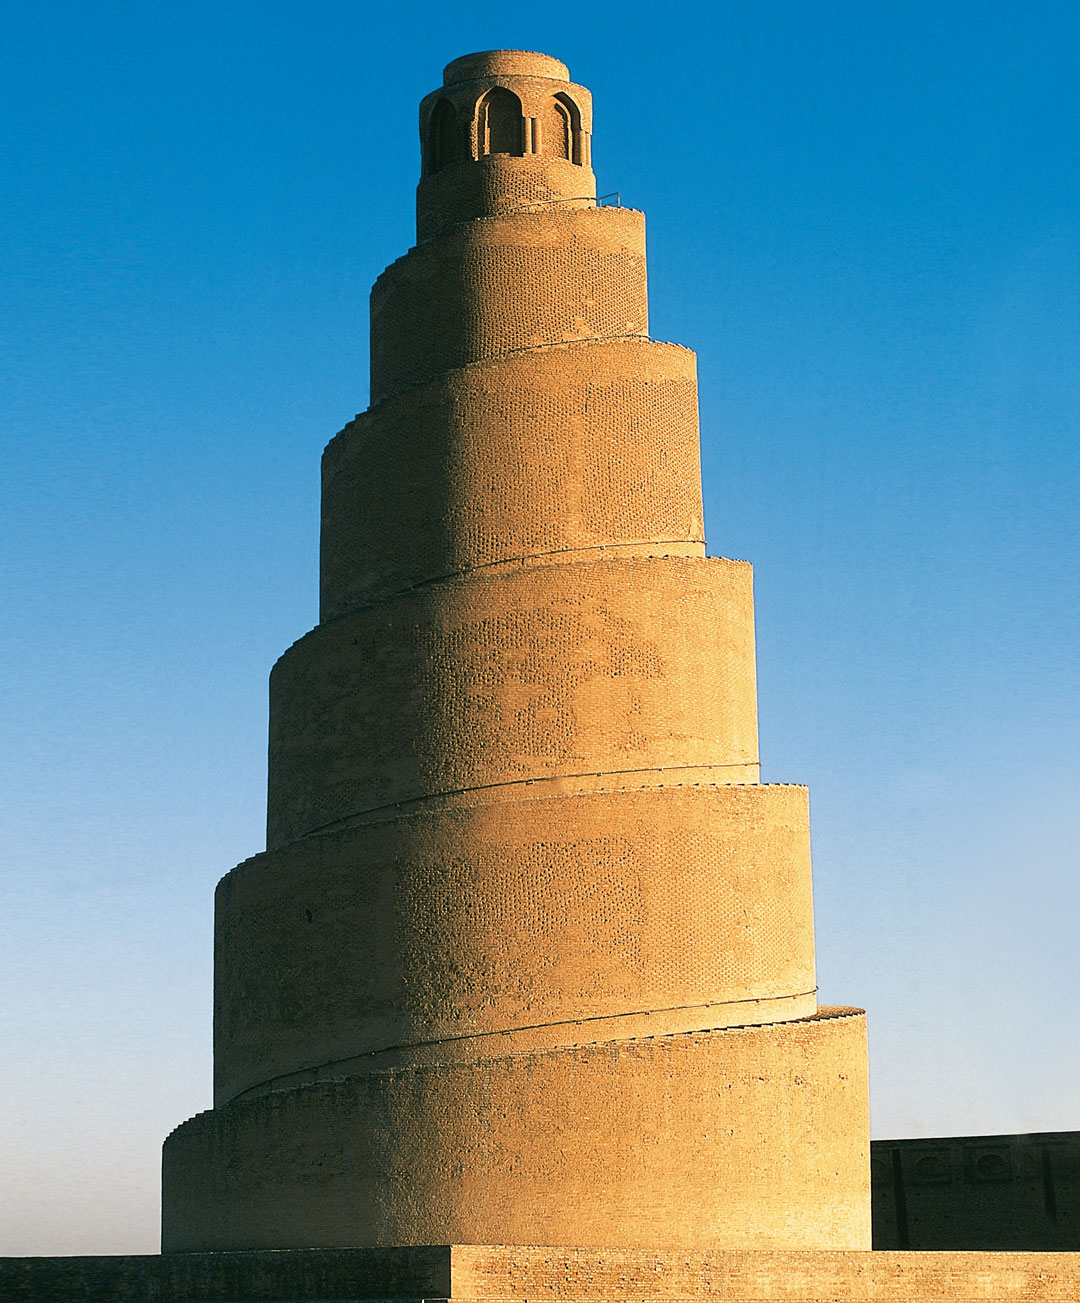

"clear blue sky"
[2,0,1077,1256]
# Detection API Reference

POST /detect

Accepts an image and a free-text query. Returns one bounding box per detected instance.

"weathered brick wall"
[161,49,872,1254]
[214,783,817,1103]
[164,1011,869,1253]
[873,1132,1080,1250]
[320,339,704,615]
[451,1243,1080,1300]
[6,1244,1079,1302]
[267,556,760,847]
[450,1244,1080,1300]
[417,154,596,243]
[370,208,647,402]
[0,1246,451,1303]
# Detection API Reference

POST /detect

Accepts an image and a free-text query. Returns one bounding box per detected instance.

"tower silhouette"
[162,49,870,1253]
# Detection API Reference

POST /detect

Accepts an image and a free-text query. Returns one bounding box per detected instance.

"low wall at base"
[872,1131,1080,1250]
[3,1245,1078,1302]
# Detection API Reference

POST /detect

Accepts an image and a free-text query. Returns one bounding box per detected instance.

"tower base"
[163,1010,869,1253]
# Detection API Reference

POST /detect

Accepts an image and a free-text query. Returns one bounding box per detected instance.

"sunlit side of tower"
[161,50,871,1252]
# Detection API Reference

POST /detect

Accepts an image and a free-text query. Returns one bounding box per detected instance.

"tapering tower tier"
[415,50,597,243]
[162,50,870,1254]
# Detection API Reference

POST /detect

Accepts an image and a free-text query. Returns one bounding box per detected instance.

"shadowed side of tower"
[161,50,871,1252]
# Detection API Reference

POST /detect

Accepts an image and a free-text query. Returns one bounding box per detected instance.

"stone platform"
[3,1244,1078,1301]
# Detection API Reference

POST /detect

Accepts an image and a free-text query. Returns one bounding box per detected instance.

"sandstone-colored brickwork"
[417,155,597,244]
[268,556,759,848]
[215,783,816,1103]
[160,49,874,1255]
[449,1243,1080,1301]
[370,207,646,403]
[416,52,595,242]
[164,1010,869,1253]
[6,1245,1080,1302]
[321,339,704,616]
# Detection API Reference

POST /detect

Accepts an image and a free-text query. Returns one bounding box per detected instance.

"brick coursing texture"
[162,42,871,1255]
[6,1244,1080,1300]
[872,1131,1080,1250]
[7,47,1075,1303]
[144,49,1078,1298]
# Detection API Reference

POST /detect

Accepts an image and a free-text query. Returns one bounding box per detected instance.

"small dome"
[443,50,570,85]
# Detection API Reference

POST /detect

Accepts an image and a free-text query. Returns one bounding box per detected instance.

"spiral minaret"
[161,50,871,1252]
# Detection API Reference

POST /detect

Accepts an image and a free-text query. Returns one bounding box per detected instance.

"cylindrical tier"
[216,783,817,1105]
[268,556,759,849]
[321,339,705,616]
[370,206,647,403]
[163,1010,871,1252]
[417,156,596,244]
[416,53,595,242]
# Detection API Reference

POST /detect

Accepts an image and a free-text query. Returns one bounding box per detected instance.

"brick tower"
[161,50,871,1252]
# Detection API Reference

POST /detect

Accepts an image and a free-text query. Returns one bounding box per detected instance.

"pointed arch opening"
[478,87,524,158]
[554,92,585,165]
[540,96,572,160]
[426,99,461,175]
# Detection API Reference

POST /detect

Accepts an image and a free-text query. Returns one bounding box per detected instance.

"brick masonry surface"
[872,1133,1080,1251]
[160,47,873,1254]
[4,1244,1080,1302]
